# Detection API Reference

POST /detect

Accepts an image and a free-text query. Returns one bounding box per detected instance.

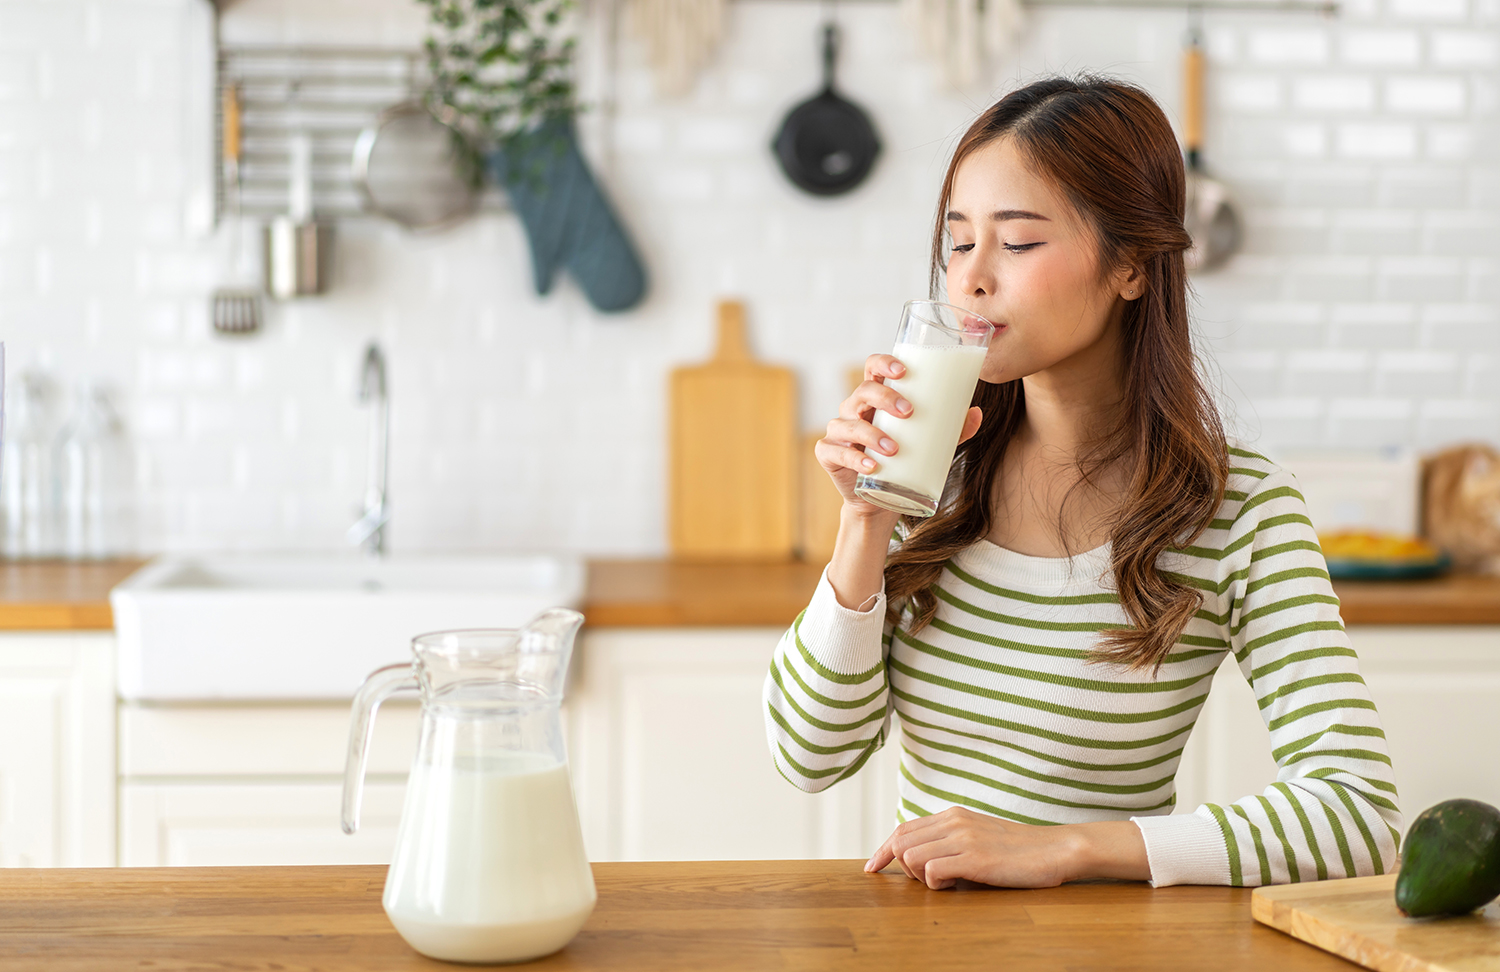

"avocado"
[1395,798,1500,918]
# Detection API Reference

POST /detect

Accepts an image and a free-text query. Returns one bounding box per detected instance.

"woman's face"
[945,137,1138,385]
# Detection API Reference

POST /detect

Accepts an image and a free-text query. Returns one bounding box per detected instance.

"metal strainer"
[352,100,480,230]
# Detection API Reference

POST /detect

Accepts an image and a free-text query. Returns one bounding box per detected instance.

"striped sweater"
[763,447,1401,887]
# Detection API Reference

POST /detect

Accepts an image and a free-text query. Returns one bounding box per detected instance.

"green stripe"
[927,616,1092,662]
[943,560,1122,606]
[1267,698,1377,733]
[1229,464,1269,479]
[901,797,934,819]
[1180,513,1316,561]
[1230,804,1272,886]
[900,729,1182,804]
[1240,621,1348,663]
[897,710,1186,773]
[1283,748,1392,769]
[1274,782,1328,881]
[768,663,890,734]
[902,745,1175,814]
[1205,803,1245,886]
[1250,646,1358,682]
[932,583,1121,633]
[1305,768,1400,810]
[896,627,1213,696]
[898,761,1055,826]
[766,702,883,757]
[828,731,886,787]
[1332,780,1386,870]
[1229,446,1271,462]
[888,654,1210,724]
[776,741,846,780]
[1272,723,1386,762]
[1256,672,1367,711]
[901,729,1177,797]
[792,610,885,686]
[1256,794,1302,883]
[1320,799,1358,878]
[889,683,1194,751]
[1231,593,1342,637]
[774,654,888,710]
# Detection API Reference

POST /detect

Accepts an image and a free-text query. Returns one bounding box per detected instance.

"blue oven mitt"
[487,118,648,314]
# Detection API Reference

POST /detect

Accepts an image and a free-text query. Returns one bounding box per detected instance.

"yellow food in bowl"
[1318,531,1441,563]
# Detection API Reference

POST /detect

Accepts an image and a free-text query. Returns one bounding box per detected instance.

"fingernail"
[892,363,905,375]
[879,438,896,454]
[861,458,876,470]
[896,399,911,414]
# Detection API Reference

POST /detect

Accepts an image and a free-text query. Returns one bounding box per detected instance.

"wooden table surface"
[0,860,1360,971]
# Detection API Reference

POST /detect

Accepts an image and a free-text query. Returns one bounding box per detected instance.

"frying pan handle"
[1183,38,1205,162]
[822,23,838,93]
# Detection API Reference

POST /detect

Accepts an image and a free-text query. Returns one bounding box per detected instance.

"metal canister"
[264,216,334,299]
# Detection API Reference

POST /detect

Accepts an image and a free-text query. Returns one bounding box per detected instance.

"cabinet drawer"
[120,781,407,867]
[120,702,422,778]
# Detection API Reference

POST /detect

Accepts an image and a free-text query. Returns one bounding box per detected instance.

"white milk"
[869,342,988,503]
[383,757,597,964]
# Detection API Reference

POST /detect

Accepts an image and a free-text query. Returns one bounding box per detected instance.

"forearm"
[1066,820,1152,883]
[826,505,901,610]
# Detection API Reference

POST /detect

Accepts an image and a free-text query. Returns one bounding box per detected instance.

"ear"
[1116,264,1147,301]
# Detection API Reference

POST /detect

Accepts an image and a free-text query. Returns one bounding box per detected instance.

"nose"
[951,246,996,299]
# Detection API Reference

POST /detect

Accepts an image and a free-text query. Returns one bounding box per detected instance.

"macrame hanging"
[901,0,1025,89]
[626,0,729,97]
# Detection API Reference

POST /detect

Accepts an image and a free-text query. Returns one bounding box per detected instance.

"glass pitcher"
[342,608,595,964]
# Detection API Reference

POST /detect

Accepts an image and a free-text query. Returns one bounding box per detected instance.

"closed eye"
[1004,242,1043,253]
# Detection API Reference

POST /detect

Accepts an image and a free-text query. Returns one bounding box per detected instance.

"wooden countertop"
[1,557,1497,631]
[0,859,1359,971]
[0,560,144,630]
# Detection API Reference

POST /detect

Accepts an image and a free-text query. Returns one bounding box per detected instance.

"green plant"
[418,0,577,150]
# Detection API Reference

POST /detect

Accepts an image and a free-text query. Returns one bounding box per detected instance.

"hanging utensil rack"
[216,46,425,221]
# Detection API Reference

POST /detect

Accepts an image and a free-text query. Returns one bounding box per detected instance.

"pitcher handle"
[341,662,416,835]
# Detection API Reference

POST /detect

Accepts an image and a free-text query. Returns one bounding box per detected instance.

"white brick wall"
[0,0,1495,555]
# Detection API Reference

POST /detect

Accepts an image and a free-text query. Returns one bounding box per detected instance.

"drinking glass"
[853,300,995,517]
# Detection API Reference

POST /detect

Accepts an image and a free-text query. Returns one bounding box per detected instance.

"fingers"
[839,380,912,423]
[956,406,983,446]
[817,438,881,474]
[864,354,906,383]
[865,811,959,875]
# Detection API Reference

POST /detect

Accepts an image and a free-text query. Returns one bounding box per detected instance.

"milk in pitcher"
[383,754,596,964]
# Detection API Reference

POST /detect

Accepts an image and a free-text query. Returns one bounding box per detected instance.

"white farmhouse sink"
[111,555,586,701]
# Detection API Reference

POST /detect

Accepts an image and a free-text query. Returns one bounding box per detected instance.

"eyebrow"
[946,209,1050,223]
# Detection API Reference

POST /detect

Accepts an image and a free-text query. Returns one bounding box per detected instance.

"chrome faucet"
[347,343,389,556]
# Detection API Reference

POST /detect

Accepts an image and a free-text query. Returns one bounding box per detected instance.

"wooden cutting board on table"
[669,301,797,560]
[1253,873,1500,972]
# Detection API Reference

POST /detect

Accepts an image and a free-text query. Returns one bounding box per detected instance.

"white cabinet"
[118,701,421,867]
[1173,626,1500,826]
[0,632,115,867]
[569,628,900,863]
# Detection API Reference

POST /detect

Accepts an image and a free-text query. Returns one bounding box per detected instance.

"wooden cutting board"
[1253,873,1500,972]
[799,366,867,563]
[669,300,796,560]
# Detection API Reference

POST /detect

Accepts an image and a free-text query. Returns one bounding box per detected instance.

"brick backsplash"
[0,0,1495,556]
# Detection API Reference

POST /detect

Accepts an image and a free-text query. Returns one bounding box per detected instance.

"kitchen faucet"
[346,343,389,556]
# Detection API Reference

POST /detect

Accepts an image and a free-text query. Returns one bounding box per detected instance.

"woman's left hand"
[864,808,1150,889]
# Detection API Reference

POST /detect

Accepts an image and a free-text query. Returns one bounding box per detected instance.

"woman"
[763,77,1400,889]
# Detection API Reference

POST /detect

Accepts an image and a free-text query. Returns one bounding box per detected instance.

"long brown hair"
[885,76,1229,673]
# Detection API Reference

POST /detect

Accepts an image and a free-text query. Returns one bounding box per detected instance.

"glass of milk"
[853,300,995,517]
[342,609,596,964]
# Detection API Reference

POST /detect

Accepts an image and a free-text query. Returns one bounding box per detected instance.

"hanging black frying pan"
[773,23,881,197]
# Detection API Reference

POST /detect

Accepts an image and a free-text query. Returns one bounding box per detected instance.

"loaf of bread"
[1422,444,1500,575]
